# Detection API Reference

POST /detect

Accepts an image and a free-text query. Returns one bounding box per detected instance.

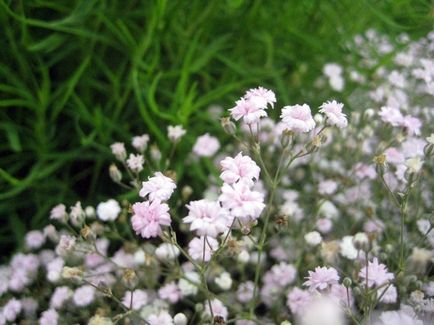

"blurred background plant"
[0,0,433,254]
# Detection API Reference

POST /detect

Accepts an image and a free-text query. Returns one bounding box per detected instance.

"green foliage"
[0,0,432,253]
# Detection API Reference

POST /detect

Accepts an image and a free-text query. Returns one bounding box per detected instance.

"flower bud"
[195,303,204,312]
[343,277,352,288]
[80,226,95,241]
[122,269,138,289]
[353,232,369,251]
[109,164,122,183]
[221,117,236,135]
[174,313,188,325]
[182,186,193,201]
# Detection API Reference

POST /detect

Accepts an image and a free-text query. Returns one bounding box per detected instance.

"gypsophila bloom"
[139,172,176,201]
[244,86,276,108]
[286,287,311,315]
[304,266,340,291]
[25,230,45,250]
[304,231,322,246]
[183,199,230,237]
[220,152,260,185]
[215,271,233,290]
[39,309,58,325]
[96,199,121,222]
[50,286,72,309]
[55,234,76,256]
[318,180,338,195]
[132,134,150,152]
[147,311,174,325]
[378,285,398,304]
[319,100,348,128]
[126,153,144,173]
[219,182,265,221]
[359,258,394,288]
[204,298,228,320]
[376,308,423,325]
[69,201,85,226]
[110,142,127,161]
[280,104,316,133]
[178,271,200,296]
[131,200,171,238]
[188,236,218,262]
[192,133,220,157]
[73,285,95,307]
[230,97,268,124]
[3,298,22,322]
[159,282,182,303]
[47,257,64,283]
[167,125,186,143]
[50,204,67,222]
[406,157,423,173]
[155,243,180,261]
[122,290,148,310]
[378,106,403,126]
[340,236,358,260]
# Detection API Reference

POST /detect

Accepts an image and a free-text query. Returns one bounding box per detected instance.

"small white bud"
[174,313,188,325]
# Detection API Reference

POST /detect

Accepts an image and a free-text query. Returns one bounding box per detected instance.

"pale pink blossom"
[50,204,67,222]
[3,298,22,322]
[319,100,348,128]
[304,266,340,291]
[378,106,403,126]
[110,142,127,161]
[122,290,148,310]
[73,285,95,307]
[192,133,220,157]
[188,236,218,262]
[132,134,150,152]
[183,200,230,237]
[318,179,338,195]
[378,285,398,304]
[237,281,254,303]
[385,147,405,165]
[39,309,58,325]
[159,282,182,303]
[376,308,423,325]
[204,298,228,320]
[359,258,394,288]
[230,97,268,124]
[46,257,64,283]
[330,284,354,307]
[147,311,174,325]
[167,125,186,142]
[50,286,72,309]
[266,262,297,287]
[131,201,171,238]
[219,182,265,221]
[286,287,311,315]
[402,115,422,135]
[244,87,276,108]
[139,172,176,201]
[316,218,333,234]
[220,152,260,185]
[280,104,316,133]
[126,153,144,173]
[25,230,45,250]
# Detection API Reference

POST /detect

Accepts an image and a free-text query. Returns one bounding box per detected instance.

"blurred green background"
[0,0,433,253]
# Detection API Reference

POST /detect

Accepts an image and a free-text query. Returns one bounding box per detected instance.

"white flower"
[319,100,348,128]
[215,272,233,290]
[126,154,144,173]
[406,157,423,173]
[340,236,357,260]
[178,272,200,296]
[155,243,180,261]
[305,231,322,246]
[139,172,176,201]
[97,199,121,222]
[132,134,150,152]
[168,125,186,143]
[426,133,434,145]
[173,313,188,325]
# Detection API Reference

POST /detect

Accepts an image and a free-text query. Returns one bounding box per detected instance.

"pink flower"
[286,287,311,315]
[377,308,423,325]
[385,147,405,165]
[3,298,22,322]
[379,106,403,126]
[139,172,176,201]
[267,262,297,287]
[183,200,230,237]
[280,104,316,133]
[359,258,394,288]
[244,87,276,108]
[237,281,254,303]
[192,133,220,157]
[318,180,338,195]
[354,163,376,180]
[378,285,398,304]
[230,97,268,124]
[126,154,144,173]
[316,218,333,234]
[402,115,422,135]
[50,286,72,309]
[122,290,148,310]
[204,299,228,320]
[50,204,67,222]
[131,134,150,152]
[330,284,354,307]
[158,282,182,303]
[219,182,265,221]
[73,285,95,307]
[131,201,171,238]
[220,152,260,185]
[25,230,45,250]
[147,311,173,325]
[188,236,218,262]
[39,309,58,325]
[319,100,348,128]
[303,266,340,291]
[110,142,127,161]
